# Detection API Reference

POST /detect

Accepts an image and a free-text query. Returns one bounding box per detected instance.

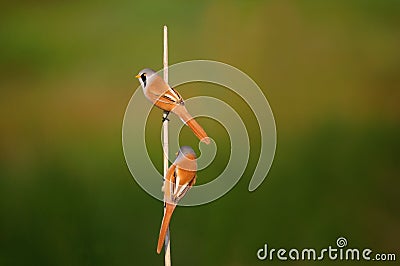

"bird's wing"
[165,87,183,103]
[163,164,176,203]
[147,76,183,103]
[176,174,196,200]
[147,88,183,107]
[170,169,196,203]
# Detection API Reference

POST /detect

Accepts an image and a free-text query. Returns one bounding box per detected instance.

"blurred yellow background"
[0,1,399,265]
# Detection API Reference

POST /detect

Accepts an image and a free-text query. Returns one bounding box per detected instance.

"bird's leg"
[162,111,170,122]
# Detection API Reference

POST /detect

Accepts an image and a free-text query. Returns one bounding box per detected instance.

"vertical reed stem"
[162,25,171,266]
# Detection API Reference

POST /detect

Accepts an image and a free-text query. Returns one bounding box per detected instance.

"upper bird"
[156,146,198,254]
[135,68,210,144]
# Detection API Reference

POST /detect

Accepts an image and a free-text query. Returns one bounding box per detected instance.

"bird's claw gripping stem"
[162,111,170,122]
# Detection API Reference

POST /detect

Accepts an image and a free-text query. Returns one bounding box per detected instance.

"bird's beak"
[135,74,140,79]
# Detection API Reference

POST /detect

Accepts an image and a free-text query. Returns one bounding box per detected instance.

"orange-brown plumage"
[157,203,176,254]
[156,147,197,254]
[136,68,210,144]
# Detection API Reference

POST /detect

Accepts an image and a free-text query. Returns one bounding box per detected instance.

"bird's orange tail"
[186,118,210,144]
[172,105,210,145]
[157,203,176,254]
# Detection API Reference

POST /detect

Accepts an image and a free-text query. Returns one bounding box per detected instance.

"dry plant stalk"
[162,25,171,266]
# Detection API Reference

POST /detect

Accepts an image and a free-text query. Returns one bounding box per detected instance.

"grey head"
[178,146,196,157]
[176,146,197,171]
[135,68,157,88]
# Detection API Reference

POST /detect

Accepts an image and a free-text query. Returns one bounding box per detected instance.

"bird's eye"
[140,73,147,86]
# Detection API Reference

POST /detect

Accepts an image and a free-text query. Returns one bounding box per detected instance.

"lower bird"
[157,146,197,254]
[135,68,210,144]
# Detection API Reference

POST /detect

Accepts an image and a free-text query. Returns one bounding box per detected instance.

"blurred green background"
[1,0,399,265]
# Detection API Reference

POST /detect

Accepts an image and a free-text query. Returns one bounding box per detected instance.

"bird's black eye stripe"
[140,73,146,87]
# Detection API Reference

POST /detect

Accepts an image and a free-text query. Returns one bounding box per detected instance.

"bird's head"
[135,68,156,88]
[177,146,197,160]
[176,146,197,171]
